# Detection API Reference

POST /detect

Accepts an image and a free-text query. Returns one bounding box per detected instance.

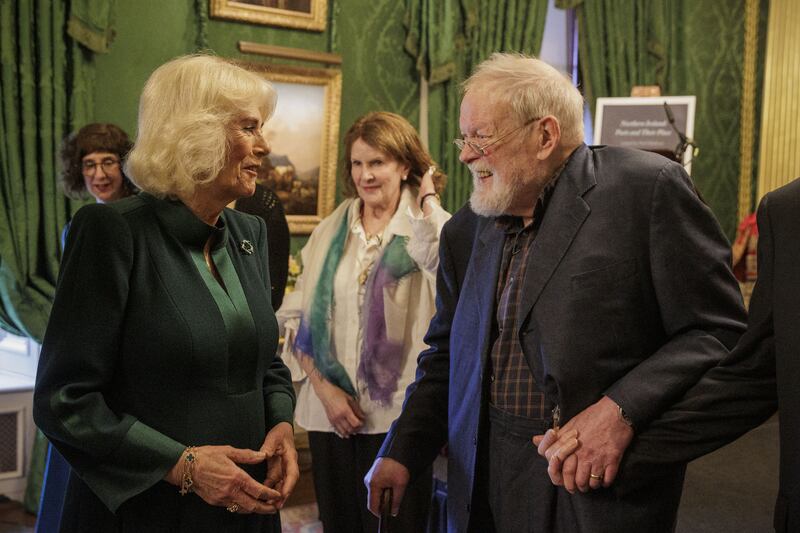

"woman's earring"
[402,174,408,181]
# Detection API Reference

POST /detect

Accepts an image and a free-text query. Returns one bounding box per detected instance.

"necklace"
[358,260,375,286]
[360,203,389,244]
[359,205,388,285]
[364,230,383,245]
[358,232,382,286]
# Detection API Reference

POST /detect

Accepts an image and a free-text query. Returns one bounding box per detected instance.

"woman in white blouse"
[277,111,449,532]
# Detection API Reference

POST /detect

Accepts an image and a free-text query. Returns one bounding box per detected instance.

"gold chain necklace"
[358,260,375,286]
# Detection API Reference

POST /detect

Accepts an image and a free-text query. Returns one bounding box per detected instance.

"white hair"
[125,54,277,198]
[463,52,585,146]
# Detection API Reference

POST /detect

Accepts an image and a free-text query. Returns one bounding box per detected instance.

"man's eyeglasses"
[453,117,541,156]
[82,158,120,174]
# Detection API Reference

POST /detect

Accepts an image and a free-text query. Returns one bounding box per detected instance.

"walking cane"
[378,487,393,533]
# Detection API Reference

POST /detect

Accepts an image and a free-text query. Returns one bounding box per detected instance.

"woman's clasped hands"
[166,422,298,514]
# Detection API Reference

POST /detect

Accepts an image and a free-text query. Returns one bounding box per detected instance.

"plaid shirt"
[488,171,563,419]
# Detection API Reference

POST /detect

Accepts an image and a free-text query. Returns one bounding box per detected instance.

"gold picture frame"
[210,0,327,32]
[248,62,341,234]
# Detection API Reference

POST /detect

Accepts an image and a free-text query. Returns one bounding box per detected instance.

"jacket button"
[473,436,477,445]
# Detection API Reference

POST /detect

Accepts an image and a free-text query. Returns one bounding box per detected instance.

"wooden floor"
[0,499,323,533]
[0,498,35,533]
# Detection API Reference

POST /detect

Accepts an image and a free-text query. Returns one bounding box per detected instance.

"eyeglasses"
[453,117,541,156]
[82,158,120,174]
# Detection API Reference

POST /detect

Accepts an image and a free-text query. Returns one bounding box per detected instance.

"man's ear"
[535,116,561,161]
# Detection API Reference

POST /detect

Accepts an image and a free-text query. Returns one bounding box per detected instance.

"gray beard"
[468,171,526,217]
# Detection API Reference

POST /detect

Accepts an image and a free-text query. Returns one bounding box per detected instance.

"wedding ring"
[227,503,240,513]
[589,473,603,480]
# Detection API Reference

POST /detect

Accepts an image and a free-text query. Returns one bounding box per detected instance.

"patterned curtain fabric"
[556,0,684,113]
[1,0,111,514]
[193,0,209,50]
[556,0,751,238]
[0,0,97,343]
[404,0,461,85]
[67,0,118,53]
[404,0,549,212]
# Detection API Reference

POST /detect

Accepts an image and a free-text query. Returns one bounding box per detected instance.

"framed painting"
[210,0,327,32]
[248,62,341,234]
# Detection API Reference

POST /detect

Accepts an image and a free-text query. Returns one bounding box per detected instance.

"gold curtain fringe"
[737,0,759,221]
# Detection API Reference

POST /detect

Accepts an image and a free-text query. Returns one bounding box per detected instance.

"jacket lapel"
[518,145,595,323]
[475,219,504,314]
[472,218,505,363]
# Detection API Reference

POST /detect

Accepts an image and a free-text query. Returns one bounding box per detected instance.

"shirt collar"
[143,192,228,250]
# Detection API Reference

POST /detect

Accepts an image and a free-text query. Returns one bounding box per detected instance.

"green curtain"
[0,0,103,343]
[405,0,549,212]
[67,0,118,53]
[556,0,750,238]
[193,0,209,51]
[556,0,684,114]
[1,0,115,513]
[680,0,757,238]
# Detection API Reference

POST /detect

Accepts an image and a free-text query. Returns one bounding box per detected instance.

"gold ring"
[227,503,240,513]
[590,473,603,480]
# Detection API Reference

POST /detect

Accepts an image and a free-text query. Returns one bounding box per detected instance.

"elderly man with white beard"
[363,52,746,533]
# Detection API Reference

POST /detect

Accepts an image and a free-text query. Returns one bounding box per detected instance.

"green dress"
[34,193,295,532]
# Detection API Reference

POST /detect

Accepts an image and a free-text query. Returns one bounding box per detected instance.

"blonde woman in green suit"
[34,55,297,533]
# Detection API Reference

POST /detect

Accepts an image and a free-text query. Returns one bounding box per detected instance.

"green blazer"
[34,193,295,532]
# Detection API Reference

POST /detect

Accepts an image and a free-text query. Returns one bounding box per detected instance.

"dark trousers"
[485,405,552,532]
[469,405,684,533]
[308,431,432,533]
[468,405,551,532]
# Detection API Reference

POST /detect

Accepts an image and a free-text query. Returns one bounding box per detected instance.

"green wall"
[91,0,420,251]
[93,1,194,131]
[681,1,746,238]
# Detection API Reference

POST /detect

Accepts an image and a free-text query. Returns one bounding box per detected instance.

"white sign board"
[594,96,696,174]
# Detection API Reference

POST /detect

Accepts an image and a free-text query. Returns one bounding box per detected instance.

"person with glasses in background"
[58,123,138,246]
[365,53,746,532]
[35,123,139,533]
